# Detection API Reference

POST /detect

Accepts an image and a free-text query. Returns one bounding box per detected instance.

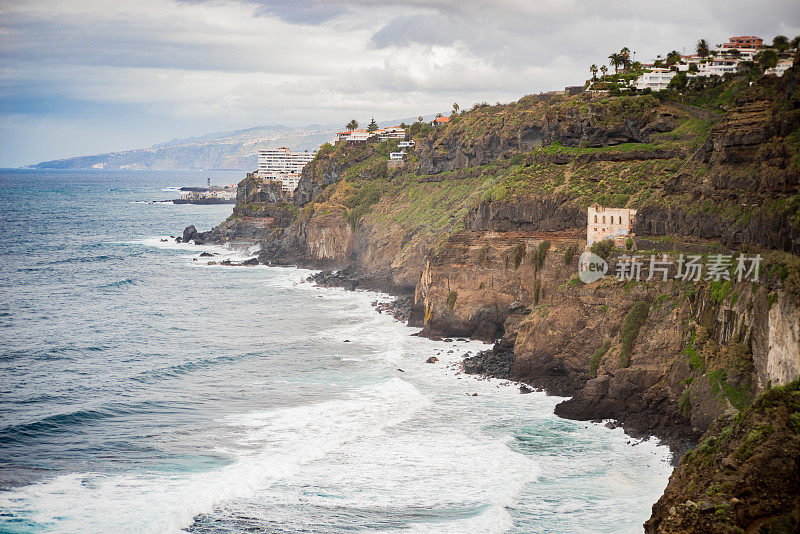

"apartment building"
[257,147,316,193]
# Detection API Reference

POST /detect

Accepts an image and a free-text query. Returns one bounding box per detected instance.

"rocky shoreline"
[175,56,800,533]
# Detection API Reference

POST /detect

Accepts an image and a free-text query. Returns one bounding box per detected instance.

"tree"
[772,35,789,52]
[600,65,608,78]
[367,117,378,132]
[668,72,688,91]
[791,36,800,50]
[452,103,460,115]
[589,64,598,81]
[728,48,741,59]
[608,52,622,73]
[756,49,779,70]
[620,47,631,71]
[688,63,699,73]
[346,119,358,131]
[665,50,681,66]
[696,38,710,58]
[417,116,424,123]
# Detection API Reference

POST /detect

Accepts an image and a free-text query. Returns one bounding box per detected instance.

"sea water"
[0,170,672,533]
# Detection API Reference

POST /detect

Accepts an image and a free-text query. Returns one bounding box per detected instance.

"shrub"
[564,243,579,265]
[446,290,458,310]
[533,278,542,304]
[679,387,692,418]
[625,237,633,251]
[590,239,615,260]
[513,243,526,269]
[478,245,489,266]
[589,340,611,377]
[619,301,649,368]
[531,240,551,270]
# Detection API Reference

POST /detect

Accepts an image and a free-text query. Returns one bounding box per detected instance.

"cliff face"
[645,380,800,534]
[412,94,679,175]
[422,225,800,445]
[187,56,800,531]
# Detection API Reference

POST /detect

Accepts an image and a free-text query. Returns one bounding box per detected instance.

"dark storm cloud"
[1,0,799,167]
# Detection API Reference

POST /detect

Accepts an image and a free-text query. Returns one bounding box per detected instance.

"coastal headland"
[182,54,800,532]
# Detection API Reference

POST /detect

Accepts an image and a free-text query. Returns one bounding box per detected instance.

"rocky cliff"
[645,380,800,533]
[187,56,800,530]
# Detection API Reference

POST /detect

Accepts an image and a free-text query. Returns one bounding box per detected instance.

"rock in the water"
[519,385,532,394]
[199,252,214,257]
[242,257,259,266]
[182,225,198,242]
[426,356,439,364]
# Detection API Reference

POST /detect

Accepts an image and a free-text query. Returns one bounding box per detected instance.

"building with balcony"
[722,36,763,49]
[257,147,316,193]
[635,68,676,91]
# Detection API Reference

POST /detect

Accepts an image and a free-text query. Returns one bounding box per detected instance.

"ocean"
[0,169,672,533]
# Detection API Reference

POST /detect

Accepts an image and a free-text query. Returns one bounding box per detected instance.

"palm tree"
[600,65,608,79]
[417,116,424,124]
[620,47,631,71]
[367,117,378,132]
[696,38,710,58]
[608,52,622,73]
[772,35,789,52]
[452,103,460,115]
[346,119,358,131]
[589,64,598,81]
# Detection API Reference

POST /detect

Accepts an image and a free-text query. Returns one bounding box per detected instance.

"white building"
[389,151,406,161]
[377,126,406,141]
[587,205,637,247]
[765,59,793,77]
[257,147,316,193]
[398,140,415,148]
[635,68,676,91]
[336,126,406,144]
[695,58,740,77]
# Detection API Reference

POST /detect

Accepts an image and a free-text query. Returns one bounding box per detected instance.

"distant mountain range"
[29,124,339,171]
[29,117,426,171]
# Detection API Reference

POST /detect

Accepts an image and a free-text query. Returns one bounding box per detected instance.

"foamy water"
[0,170,672,533]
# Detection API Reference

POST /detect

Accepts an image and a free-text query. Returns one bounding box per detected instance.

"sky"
[1,0,799,167]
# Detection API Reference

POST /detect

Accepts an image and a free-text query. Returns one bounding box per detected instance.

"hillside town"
[589,34,797,93]
[249,33,797,202]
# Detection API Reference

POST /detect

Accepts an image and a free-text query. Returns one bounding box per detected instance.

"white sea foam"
[0,257,672,533]
[0,379,432,533]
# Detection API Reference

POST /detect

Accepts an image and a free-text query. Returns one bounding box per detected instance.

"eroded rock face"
[411,97,678,175]
[411,230,584,342]
[645,381,800,534]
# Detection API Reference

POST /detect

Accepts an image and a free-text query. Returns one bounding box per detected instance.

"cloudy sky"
[1,0,799,166]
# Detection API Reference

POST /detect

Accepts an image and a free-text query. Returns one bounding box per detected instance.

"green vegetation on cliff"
[647,381,800,533]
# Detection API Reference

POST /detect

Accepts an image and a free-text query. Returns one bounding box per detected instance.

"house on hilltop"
[723,36,763,49]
